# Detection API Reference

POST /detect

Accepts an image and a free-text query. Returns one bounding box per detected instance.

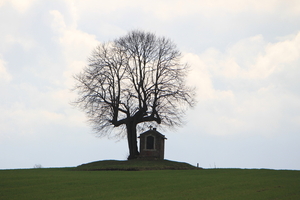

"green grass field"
[1,163,299,199]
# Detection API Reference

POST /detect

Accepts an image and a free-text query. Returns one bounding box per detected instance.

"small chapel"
[138,127,167,160]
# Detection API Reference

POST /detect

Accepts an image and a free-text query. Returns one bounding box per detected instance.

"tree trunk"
[126,121,139,160]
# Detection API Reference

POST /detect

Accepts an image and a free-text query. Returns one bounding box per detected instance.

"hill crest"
[76,159,200,171]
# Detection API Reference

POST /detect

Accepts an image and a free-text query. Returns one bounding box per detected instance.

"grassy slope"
[76,159,198,171]
[1,167,299,200]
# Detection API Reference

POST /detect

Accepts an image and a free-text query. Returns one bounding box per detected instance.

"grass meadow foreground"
[0,164,299,199]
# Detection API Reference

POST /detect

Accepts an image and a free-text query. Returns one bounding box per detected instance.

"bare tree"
[73,30,195,159]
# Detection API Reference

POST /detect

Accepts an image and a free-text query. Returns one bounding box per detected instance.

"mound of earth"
[76,159,201,171]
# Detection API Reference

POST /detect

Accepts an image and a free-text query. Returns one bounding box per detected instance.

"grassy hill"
[76,159,199,171]
[1,161,299,199]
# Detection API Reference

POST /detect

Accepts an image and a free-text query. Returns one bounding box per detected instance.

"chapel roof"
[138,127,167,139]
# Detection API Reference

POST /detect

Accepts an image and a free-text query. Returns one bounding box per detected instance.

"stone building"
[138,127,167,160]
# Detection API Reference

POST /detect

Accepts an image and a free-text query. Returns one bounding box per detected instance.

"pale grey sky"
[1,0,300,170]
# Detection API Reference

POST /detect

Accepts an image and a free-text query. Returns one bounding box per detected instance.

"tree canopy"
[73,30,195,159]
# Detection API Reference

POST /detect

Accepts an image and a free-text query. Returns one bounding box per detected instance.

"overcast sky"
[1,0,300,170]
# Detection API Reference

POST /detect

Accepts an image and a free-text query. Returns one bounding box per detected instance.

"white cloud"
[71,0,135,15]
[9,105,64,128]
[140,0,298,20]
[69,0,300,22]
[50,10,67,32]
[50,9,99,88]
[4,34,36,51]
[248,32,300,79]
[187,31,300,136]
[0,0,4,7]
[0,82,87,142]
[0,6,96,142]
[198,32,300,80]
[1,0,37,13]
[0,57,12,83]
[183,52,215,101]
